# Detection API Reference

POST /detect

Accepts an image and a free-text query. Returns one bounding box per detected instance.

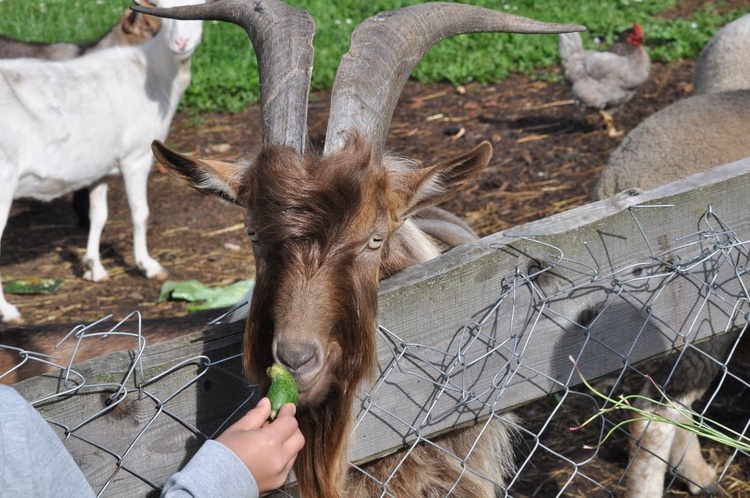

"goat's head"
[152,134,492,406]
[137,0,583,495]
[135,0,204,60]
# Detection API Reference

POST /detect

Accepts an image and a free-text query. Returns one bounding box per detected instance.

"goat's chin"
[296,341,344,409]
[296,368,339,410]
[170,47,197,61]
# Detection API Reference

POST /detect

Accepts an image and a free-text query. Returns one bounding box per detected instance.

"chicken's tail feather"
[559,31,583,61]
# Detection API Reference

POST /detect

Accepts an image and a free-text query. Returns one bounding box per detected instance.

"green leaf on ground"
[4,278,65,295]
[158,279,254,312]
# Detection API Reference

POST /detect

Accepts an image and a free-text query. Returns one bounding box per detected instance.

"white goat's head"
[135,1,583,495]
[137,0,204,60]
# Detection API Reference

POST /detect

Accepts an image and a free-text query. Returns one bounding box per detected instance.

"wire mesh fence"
[2,197,749,497]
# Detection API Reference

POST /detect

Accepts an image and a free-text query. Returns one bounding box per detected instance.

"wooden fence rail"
[11,157,750,497]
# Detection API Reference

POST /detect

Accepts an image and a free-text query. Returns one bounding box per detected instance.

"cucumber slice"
[266,363,299,420]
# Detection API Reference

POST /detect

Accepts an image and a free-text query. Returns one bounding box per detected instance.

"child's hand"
[216,397,305,493]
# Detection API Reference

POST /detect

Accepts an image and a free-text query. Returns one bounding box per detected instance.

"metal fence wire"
[2,202,749,497]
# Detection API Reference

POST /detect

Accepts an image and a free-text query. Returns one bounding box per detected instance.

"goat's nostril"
[172,38,189,52]
[275,342,320,375]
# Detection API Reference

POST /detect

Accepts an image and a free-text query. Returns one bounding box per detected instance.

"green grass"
[0,0,747,113]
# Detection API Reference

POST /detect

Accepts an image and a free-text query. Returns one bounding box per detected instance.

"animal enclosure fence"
[3,157,750,497]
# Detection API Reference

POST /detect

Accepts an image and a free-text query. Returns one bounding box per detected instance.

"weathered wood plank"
[352,157,750,462]
[9,158,750,496]
[14,323,252,497]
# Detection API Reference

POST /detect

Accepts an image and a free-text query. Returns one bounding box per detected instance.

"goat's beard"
[294,379,358,498]
[242,326,375,498]
[242,331,355,497]
[293,323,376,497]
[243,269,380,496]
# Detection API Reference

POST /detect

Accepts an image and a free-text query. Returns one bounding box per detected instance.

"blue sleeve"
[0,385,96,498]
[161,439,259,498]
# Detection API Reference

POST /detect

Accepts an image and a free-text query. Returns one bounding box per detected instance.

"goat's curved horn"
[131,0,315,152]
[324,3,585,157]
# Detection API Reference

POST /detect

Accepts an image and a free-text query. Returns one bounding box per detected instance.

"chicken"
[559,23,651,137]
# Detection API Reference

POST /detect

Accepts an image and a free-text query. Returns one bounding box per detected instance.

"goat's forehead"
[251,151,393,220]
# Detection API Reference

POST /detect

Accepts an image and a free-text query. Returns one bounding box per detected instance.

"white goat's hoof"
[83,268,110,282]
[139,260,168,281]
[82,256,109,282]
[150,268,169,281]
[1,305,23,325]
[681,464,717,495]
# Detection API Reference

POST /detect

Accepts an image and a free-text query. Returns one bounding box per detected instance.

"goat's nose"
[275,341,320,376]
[173,38,189,51]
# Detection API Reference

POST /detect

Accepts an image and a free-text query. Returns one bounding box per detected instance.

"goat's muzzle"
[274,337,321,377]
[272,335,342,408]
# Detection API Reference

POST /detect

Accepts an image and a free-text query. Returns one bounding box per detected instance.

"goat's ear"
[123,11,138,34]
[399,141,492,218]
[132,0,156,8]
[151,140,246,205]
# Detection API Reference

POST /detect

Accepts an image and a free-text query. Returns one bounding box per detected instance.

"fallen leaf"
[5,278,64,295]
[159,279,254,311]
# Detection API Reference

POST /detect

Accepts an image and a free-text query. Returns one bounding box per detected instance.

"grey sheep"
[592,89,750,200]
[693,14,750,95]
[592,53,750,495]
[592,18,750,496]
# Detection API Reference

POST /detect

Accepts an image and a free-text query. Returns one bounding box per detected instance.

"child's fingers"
[236,398,272,429]
[276,402,297,417]
[269,404,305,450]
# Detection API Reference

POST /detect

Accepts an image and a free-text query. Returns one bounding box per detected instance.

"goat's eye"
[368,235,384,250]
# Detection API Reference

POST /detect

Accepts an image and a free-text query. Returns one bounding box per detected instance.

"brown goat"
[136,0,583,496]
[152,136,508,496]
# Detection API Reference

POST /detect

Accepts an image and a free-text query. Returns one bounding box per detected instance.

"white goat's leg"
[627,411,678,497]
[121,155,167,280]
[82,180,110,282]
[628,338,733,497]
[0,277,21,324]
[669,412,717,494]
[0,186,22,324]
[627,393,716,497]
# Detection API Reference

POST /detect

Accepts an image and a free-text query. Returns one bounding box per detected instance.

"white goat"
[0,0,205,324]
[0,8,160,61]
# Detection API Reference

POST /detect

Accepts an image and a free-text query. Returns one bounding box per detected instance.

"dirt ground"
[2,59,698,328]
[4,0,747,329]
[2,2,749,495]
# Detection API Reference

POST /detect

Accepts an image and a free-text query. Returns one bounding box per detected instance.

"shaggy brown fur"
[350,417,518,497]
[152,134,516,497]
